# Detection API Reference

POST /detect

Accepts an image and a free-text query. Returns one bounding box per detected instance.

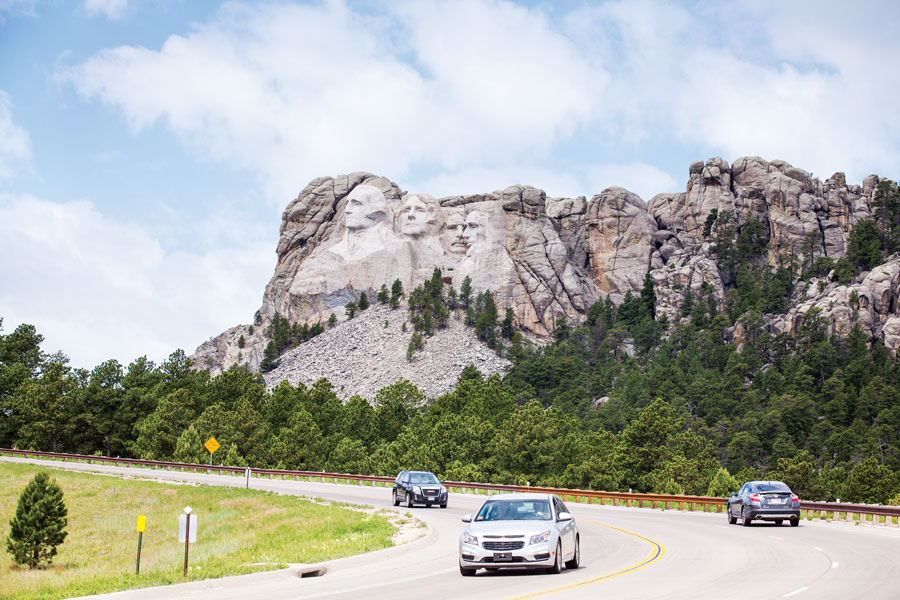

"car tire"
[565,536,580,569]
[727,508,737,525]
[742,508,752,527]
[774,519,783,526]
[460,565,476,577]
[440,503,447,509]
[790,518,800,527]
[547,541,563,574]
[406,492,414,508]
[392,490,399,506]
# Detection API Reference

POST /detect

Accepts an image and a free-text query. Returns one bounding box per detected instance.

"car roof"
[483,493,554,501]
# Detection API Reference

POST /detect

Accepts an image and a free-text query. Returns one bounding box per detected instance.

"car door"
[728,483,742,517]
[399,472,411,499]
[553,496,575,557]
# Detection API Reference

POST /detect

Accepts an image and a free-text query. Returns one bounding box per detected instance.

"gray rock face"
[194,156,898,385]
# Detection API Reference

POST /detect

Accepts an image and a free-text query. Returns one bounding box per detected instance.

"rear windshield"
[757,482,790,493]
[409,472,439,484]
[475,500,552,521]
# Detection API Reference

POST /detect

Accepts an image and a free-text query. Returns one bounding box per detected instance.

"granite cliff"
[193,157,900,391]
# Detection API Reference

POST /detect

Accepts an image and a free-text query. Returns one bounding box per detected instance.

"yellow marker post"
[204,437,220,466]
[135,515,146,574]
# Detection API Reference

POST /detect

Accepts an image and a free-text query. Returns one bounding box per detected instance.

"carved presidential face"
[344,185,389,231]
[440,210,469,255]
[399,195,431,236]
[462,210,490,254]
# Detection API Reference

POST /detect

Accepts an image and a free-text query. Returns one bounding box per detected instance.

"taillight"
[748,494,761,505]
[791,494,799,505]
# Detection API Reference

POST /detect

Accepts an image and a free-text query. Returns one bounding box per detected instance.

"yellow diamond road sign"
[204,437,220,454]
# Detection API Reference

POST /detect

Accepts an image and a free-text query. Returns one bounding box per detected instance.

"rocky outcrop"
[194,156,898,384]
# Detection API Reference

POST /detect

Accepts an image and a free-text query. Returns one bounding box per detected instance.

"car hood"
[465,520,554,537]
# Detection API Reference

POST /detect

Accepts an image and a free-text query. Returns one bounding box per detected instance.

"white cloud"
[84,0,127,20]
[0,91,32,180]
[0,0,36,20]
[586,163,680,202]
[406,166,585,200]
[567,0,900,183]
[59,0,606,203]
[0,194,272,369]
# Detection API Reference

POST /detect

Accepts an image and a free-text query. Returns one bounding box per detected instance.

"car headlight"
[463,531,478,545]
[440,486,447,494]
[413,486,422,495]
[529,530,550,545]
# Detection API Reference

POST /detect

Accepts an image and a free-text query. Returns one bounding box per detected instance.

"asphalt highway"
[3,457,900,599]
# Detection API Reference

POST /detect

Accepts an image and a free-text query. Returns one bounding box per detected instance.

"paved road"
[4,457,900,599]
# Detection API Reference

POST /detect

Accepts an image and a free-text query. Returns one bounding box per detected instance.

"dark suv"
[392,470,448,508]
[727,480,800,527]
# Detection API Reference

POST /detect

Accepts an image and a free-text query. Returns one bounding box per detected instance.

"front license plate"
[427,497,436,501]
[493,552,512,562]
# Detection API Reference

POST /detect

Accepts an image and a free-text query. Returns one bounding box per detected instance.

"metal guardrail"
[3,448,899,525]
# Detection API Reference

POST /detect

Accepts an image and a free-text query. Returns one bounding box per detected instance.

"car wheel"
[774,519,783,526]
[547,541,563,574]
[460,565,476,577]
[790,518,800,527]
[742,508,752,527]
[440,503,448,509]
[727,508,737,525]
[565,536,580,569]
[406,492,414,508]
[392,490,399,506]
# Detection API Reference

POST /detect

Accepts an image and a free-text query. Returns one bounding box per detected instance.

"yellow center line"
[505,520,667,600]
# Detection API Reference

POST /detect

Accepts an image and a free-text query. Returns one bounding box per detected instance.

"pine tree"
[6,472,68,568]
[260,340,280,373]
[377,284,389,304]
[172,424,205,463]
[358,292,369,310]
[501,308,515,339]
[345,302,358,319]
[328,313,337,328]
[459,276,473,309]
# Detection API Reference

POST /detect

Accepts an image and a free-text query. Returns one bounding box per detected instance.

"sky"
[1,0,899,371]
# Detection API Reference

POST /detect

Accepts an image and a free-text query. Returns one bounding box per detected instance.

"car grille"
[483,541,525,550]
[422,488,441,495]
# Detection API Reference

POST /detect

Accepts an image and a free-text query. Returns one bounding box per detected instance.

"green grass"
[0,463,396,600]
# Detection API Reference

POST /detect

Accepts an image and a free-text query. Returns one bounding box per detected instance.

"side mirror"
[461,514,472,523]
[730,492,737,497]
[557,512,573,522]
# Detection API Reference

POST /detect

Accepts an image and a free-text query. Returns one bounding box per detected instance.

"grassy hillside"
[0,462,395,600]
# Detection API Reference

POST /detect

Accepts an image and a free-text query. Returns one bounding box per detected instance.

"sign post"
[204,437,220,466]
[135,515,146,575]
[178,506,197,577]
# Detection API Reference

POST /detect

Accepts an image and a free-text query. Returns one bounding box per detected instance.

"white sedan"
[458,492,581,576]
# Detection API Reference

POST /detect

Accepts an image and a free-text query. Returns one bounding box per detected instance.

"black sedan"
[392,470,448,508]
[727,480,800,527]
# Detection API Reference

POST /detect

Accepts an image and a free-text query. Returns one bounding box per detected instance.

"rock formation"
[193,156,899,384]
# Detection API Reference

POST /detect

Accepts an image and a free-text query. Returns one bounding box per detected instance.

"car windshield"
[475,500,552,521]
[409,473,439,484]
[757,482,790,493]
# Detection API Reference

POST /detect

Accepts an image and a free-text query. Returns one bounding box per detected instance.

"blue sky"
[1,0,899,370]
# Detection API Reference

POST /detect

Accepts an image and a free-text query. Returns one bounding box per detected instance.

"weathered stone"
[194,156,899,383]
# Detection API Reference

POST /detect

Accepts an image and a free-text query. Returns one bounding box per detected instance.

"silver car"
[458,493,581,576]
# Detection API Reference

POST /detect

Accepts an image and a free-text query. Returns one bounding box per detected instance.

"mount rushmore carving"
[193,157,900,376]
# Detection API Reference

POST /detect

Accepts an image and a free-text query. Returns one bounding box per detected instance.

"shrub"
[6,472,68,568]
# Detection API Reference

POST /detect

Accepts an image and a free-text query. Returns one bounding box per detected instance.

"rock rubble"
[262,304,510,401]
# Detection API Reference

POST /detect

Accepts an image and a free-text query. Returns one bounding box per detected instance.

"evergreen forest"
[3,180,900,505]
